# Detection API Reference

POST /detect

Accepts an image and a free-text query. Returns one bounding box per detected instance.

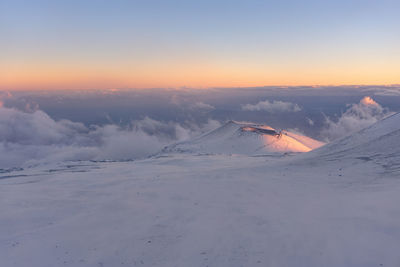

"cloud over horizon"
[0,106,220,169]
[192,101,215,111]
[241,99,301,113]
[1,90,398,169]
[321,96,392,141]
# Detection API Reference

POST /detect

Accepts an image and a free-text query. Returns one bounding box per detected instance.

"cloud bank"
[0,106,220,169]
[242,99,301,113]
[321,96,392,141]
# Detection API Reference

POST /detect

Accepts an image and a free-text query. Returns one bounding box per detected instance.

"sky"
[1,0,400,90]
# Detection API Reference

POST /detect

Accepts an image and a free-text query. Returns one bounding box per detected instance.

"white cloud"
[192,101,215,111]
[0,106,220,169]
[0,91,12,108]
[169,94,215,111]
[306,117,314,126]
[241,99,301,113]
[321,96,392,141]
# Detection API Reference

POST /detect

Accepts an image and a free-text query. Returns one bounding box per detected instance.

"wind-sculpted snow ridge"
[301,112,400,175]
[162,120,325,156]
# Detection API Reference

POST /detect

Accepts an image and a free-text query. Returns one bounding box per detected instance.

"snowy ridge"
[316,112,400,154]
[163,120,325,155]
[300,112,400,175]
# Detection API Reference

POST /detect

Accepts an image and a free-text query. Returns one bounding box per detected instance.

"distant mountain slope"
[163,121,325,155]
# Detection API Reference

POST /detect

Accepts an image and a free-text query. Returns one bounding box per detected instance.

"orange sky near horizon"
[1,61,399,91]
[2,1,399,91]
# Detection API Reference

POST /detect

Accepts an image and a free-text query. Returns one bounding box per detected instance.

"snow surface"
[1,115,400,267]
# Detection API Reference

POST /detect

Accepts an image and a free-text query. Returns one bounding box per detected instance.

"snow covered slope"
[301,112,400,175]
[1,115,400,267]
[164,120,325,155]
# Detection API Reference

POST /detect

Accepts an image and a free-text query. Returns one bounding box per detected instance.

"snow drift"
[163,120,325,155]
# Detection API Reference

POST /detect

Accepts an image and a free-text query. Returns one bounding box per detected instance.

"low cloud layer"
[321,96,392,141]
[0,106,220,169]
[242,99,301,113]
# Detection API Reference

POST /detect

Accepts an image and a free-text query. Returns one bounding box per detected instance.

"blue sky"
[1,0,399,89]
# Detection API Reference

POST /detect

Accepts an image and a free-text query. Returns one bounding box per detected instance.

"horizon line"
[2,83,400,92]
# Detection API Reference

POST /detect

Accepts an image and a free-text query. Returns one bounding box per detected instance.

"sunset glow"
[1,0,399,90]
